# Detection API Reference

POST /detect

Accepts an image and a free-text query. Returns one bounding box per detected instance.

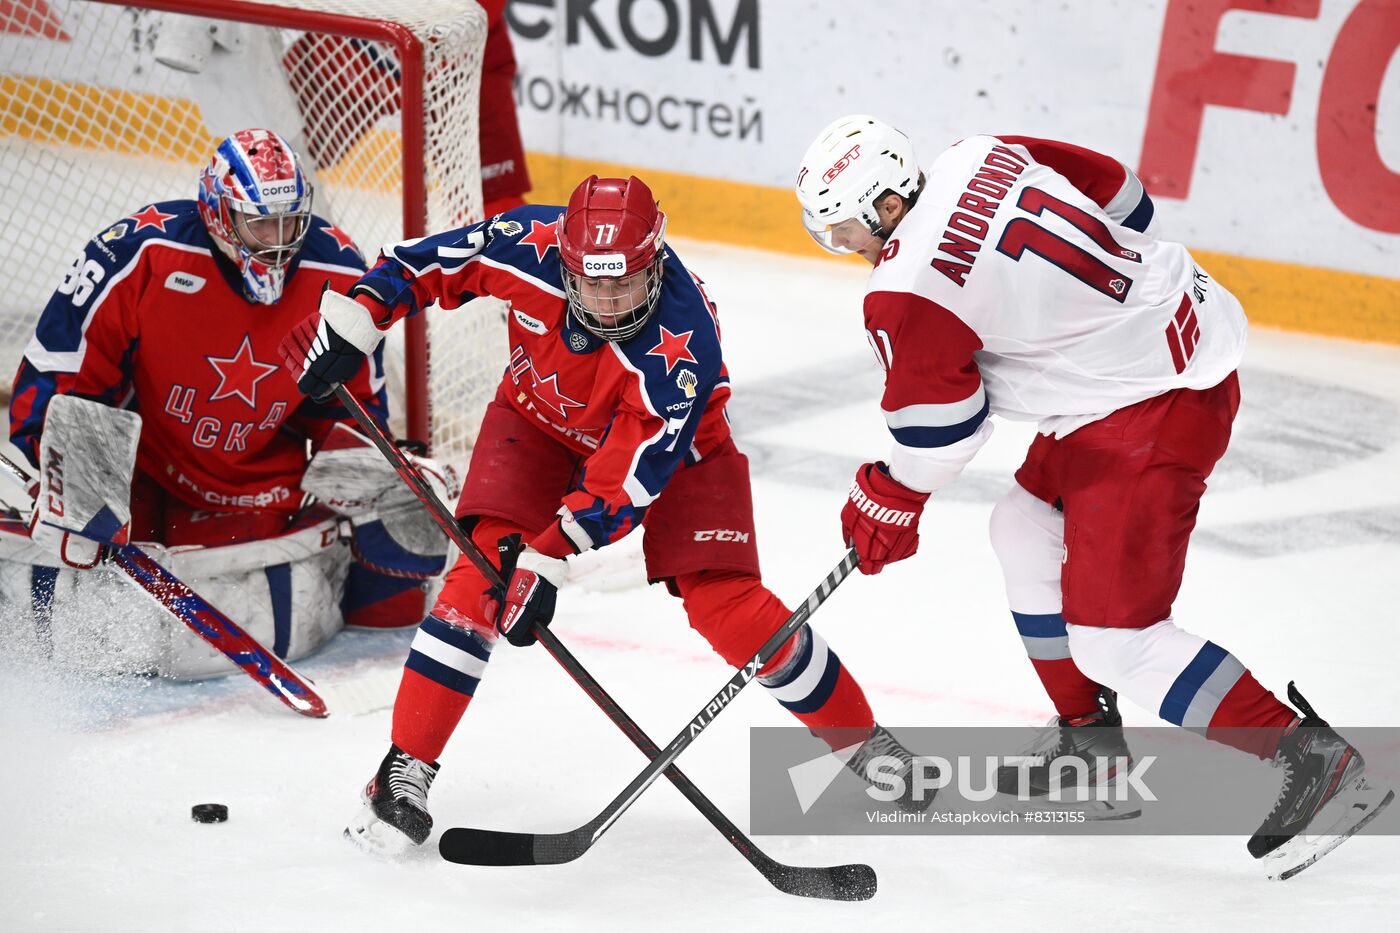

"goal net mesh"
[1,0,505,468]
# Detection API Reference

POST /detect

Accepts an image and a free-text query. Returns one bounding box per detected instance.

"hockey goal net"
[1,0,505,467]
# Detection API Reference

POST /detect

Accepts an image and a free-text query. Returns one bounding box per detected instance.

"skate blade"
[994,793,1142,821]
[344,804,421,858]
[1265,779,1395,881]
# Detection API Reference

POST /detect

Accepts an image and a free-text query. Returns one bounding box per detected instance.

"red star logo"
[207,335,280,409]
[646,327,698,374]
[130,204,177,233]
[322,223,358,254]
[530,370,585,421]
[519,218,560,262]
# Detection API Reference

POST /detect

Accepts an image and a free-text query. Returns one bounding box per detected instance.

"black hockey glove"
[491,547,568,648]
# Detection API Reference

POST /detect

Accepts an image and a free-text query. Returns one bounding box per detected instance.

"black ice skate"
[994,688,1141,820]
[1248,683,1394,881]
[344,744,441,856]
[844,724,938,813]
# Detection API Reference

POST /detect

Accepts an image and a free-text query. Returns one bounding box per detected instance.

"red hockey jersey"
[351,204,732,555]
[10,200,387,515]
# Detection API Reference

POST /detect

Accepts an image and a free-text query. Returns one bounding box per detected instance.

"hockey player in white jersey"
[795,114,1392,878]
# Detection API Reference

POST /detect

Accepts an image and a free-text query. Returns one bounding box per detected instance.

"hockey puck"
[191,803,228,824]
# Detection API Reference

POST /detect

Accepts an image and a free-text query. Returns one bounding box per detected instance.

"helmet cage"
[558,175,668,342]
[222,187,314,268]
[563,251,666,342]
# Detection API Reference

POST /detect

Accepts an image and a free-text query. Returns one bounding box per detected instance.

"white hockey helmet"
[795,115,920,254]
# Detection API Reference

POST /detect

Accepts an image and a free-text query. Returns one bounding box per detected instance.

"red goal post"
[1,0,503,465]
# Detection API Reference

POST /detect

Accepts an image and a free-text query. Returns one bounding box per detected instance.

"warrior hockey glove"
[841,461,930,575]
[493,548,568,647]
[279,289,384,401]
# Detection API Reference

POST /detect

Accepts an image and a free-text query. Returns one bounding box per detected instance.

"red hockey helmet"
[558,175,667,341]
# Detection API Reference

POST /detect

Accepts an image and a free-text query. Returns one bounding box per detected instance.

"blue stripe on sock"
[405,649,482,696]
[421,614,492,662]
[778,650,842,715]
[1159,641,1229,725]
[265,563,292,658]
[762,626,813,689]
[1012,611,1067,639]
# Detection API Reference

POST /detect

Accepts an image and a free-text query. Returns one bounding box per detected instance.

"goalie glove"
[490,548,568,648]
[841,461,930,575]
[30,395,141,569]
[279,289,384,401]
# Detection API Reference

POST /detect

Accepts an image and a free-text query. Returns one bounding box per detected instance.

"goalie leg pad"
[163,544,347,678]
[342,563,432,629]
[0,515,172,673]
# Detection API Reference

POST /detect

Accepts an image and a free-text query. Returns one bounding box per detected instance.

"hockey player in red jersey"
[795,115,1392,877]
[281,175,923,853]
[4,128,453,677]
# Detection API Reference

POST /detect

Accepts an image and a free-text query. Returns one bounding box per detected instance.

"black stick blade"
[767,862,877,902]
[438,827,586,866]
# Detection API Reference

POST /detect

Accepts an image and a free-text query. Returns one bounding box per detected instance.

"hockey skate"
[845,724,938,813]
[1248,683,1394,881]
[345,744,441,856]
[994,688,1141,820]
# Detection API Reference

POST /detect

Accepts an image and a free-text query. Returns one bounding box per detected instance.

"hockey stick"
[439,552,859,871]
[331,386,875,901]
[0,451,328,718]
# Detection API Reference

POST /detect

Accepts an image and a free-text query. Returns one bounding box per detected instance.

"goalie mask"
[198,128,314,304]
[795,114,920,255]
[558,175,667,342]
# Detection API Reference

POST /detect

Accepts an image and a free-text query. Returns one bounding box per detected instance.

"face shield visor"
[802,203,877,255]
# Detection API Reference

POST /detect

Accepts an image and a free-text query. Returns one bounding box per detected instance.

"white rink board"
[508,0,1400,277]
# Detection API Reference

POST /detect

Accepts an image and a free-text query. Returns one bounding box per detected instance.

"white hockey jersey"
[863,134,1248,492]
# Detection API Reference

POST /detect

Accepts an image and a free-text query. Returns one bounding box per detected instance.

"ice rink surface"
[3,239,1398,932]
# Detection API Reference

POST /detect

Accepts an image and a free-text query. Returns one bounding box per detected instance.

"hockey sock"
[391,610,495,763]
[677,570,876,747]
[1013,611,1105,719]
[991,486,1103,719]
[1067,618,1296,759]
[389,517,516,763]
